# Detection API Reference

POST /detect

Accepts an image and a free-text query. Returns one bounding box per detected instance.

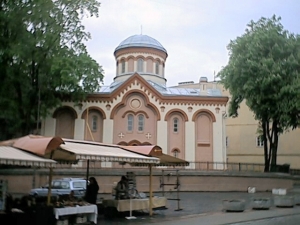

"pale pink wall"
[54,108,75,139]
[128,58,134,72]
[146,58,153,73]
[112,93,158,145]
[195,113,213,166]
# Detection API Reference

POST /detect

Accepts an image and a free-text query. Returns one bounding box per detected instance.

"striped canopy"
[0,146,57,168]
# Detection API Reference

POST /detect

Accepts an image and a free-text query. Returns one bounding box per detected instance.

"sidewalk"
[96,190,300,224]
[143,207,300,225]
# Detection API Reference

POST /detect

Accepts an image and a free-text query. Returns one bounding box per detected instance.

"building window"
[173,118,178,133]
[138,114,144,132]
[173,149,179,158]
[137,58,144,72]
[121,60,125,73]
[127,114,134,132]
[226,136,228,147]
[92,115,97,132]
[256,136,264,147]
[155,61,159,74]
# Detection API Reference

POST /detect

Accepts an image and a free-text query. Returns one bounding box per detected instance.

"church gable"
[109,88,160,121]
[111,73,163,101]
[86,73,163,105]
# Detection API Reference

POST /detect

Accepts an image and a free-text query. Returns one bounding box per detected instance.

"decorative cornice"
[114,47,167,60]
[117,55,162,64]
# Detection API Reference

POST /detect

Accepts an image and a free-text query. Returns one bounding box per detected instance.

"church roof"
[114,34,167,54]
[97,80,222,97]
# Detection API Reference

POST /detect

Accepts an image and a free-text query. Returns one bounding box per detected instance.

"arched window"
[138,114,144,132]
[173,118,178,133]
[155,61,159,74]
[137,58,144,72]
[92,115,97,131]
[127,114,134,132]
[121,60,125,73]
[173,149,179,158]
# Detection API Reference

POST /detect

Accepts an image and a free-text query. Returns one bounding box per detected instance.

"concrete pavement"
[96,189,300,224]
[144,206,300,225]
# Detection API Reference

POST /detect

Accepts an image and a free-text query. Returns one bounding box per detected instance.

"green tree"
[218,15,300,172]
[0,0,104,140]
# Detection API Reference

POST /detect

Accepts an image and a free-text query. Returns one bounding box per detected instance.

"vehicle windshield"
[73,181,86,189]
[42,183,49,188]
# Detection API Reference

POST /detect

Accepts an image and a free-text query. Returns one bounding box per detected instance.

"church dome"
[114,34,167,54]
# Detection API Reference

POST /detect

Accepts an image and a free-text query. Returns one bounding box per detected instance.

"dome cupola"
[113,34,168,86]
[114,34,167,54]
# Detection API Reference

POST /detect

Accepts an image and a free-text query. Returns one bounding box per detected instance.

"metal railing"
[54,161,300,175]
[178,162,265,172]
[290,169,300,176]
[184,162,300,175]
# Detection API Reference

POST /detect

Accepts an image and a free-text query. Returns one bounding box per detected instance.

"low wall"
[0,168,297,196]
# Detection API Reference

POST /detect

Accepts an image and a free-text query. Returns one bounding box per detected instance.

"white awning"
[0,146,57,168]
[56,141,160,164]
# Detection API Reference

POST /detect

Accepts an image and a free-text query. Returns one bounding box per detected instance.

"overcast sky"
[82,0,300,87]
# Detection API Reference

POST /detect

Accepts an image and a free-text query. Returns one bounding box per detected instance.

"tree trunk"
[270,121,278,171]
[262,121,269,172]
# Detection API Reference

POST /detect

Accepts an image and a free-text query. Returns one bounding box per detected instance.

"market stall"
[4,135,160,200]
[0,145,57,224]
[0,145,57,210]
[1,137,101,223]
[2,136,162,217]
[122,145,189,216]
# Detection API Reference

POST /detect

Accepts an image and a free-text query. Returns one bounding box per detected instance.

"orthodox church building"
[41,34,229,168]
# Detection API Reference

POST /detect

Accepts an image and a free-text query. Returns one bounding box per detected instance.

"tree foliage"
[0,0,104,140]
[218,15,300,172]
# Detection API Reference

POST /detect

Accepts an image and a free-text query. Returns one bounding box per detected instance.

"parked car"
[29,178,87,198]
